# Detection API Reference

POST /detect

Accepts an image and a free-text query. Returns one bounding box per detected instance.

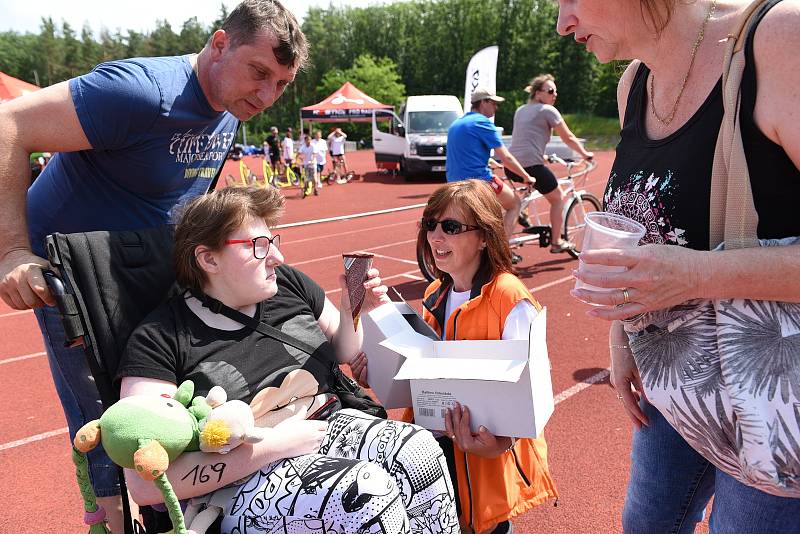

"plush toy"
[72,381,265,534]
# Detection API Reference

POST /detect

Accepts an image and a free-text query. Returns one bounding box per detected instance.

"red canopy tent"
[300,81,393,133]
[0,72,40,103]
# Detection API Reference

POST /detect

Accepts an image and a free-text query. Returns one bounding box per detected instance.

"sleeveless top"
[606,2,800,251]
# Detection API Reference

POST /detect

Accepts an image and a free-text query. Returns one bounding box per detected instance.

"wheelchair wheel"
[416,247,437,283]
[563,193,602,259]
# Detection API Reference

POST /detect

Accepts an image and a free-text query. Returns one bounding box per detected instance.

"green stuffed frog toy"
[72,380,265,534]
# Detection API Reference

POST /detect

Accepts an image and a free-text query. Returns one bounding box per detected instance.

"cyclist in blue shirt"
[446,87,535,263]
[0,1,308,530]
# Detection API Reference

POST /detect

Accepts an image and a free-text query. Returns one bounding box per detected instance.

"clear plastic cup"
[574,212,646,295]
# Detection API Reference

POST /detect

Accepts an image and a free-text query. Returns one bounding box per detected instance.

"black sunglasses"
[421,217,480,235]
[542,88,556,95]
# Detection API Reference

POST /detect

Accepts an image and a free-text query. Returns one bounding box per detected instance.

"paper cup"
[342,253,374,328]
[574,212,646,294]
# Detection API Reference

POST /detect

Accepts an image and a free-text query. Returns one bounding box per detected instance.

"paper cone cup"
[342,253,374,329]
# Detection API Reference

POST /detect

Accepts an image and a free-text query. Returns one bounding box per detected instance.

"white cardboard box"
[360,301,439,409]
[362,302,554,438]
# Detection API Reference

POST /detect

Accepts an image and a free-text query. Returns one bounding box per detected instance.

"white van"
[372,95,462,178]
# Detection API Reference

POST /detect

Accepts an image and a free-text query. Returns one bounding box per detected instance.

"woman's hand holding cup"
[571,211,646,317]
[572,243,708,320]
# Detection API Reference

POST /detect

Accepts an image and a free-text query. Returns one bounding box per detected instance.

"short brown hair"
[525,74,555,97]
[174,186,285,292]
[416,180,513,283]
[221,0,309,70]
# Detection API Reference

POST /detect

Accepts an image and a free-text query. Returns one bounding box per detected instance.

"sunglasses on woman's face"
[542,88,556,95]
[421,217,480,235]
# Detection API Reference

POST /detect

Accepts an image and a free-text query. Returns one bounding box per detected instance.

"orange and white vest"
[422,269,558,532]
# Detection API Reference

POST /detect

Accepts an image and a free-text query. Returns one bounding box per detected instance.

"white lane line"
[554,369,610,405]
[0,427,68,452]
[0,351,46,365]
[285,220,418,245]
[0,309,34,319]
[368,252,419,266]
[292,239,416,267]
[276,204,426,229]
[0,369,611,452]
[401,273,425,281]
[529,274,575,293]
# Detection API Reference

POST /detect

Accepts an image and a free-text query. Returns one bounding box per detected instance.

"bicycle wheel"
[563,193,602,259]
[416,247,437,283]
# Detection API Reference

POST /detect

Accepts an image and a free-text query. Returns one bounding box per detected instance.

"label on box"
[416,389,457,419]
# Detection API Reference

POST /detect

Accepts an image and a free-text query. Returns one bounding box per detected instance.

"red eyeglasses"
[224,235,281,259]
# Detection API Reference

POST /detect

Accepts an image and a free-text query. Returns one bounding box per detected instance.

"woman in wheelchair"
[116,186,459,533]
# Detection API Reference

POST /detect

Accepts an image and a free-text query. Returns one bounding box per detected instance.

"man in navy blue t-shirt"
[446,87,535,258]
[0,1,308,529]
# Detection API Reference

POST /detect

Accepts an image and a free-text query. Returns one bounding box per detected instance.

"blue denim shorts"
[623,401,800,534]
[35,306,120,497]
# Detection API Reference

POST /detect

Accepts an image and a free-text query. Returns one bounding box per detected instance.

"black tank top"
[606,0,800,251]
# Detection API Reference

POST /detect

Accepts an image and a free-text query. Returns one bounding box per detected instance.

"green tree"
[179,17,210,53]
[38,17,62,86]
[147,20,180,56]
[0,32,40,84]
[80,24,101,71]
[60,22,83,80]
[318,55,406,109]
[124,30,147,59]
[98,28,124,62]
[308,55,406,140]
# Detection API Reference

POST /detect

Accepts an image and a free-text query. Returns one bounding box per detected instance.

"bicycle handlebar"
[545,153,597,177]
[546,153,576,166]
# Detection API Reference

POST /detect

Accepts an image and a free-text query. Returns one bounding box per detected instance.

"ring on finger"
[622,287,630,305]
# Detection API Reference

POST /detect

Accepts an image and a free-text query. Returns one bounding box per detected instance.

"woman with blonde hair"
[507,74,593,253]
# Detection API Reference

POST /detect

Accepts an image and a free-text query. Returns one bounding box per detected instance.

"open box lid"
[378,329,433,359]
[394,355,528,382]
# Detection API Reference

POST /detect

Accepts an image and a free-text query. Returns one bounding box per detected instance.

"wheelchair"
[45,223,185,534]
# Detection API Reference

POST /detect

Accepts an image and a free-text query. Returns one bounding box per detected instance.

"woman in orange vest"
[419,180,558,533]
[416,179,559,533]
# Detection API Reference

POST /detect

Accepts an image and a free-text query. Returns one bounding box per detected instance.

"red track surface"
[0,150,711,533]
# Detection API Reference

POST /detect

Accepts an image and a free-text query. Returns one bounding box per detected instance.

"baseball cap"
[470,86,505,104]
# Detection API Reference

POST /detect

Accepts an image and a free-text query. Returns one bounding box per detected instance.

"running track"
[0,150,711,533]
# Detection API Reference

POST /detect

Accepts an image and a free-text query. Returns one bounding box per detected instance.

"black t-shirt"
[608,3,800,251]
[266,134,280,155]
[117,265,338,405]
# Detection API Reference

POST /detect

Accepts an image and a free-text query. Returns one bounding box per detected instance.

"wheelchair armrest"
[43,269,86,348]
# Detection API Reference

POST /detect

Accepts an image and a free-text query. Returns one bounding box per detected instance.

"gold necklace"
[649,0,717,126]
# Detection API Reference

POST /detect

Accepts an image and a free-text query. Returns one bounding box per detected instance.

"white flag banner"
[463,45,499,115]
